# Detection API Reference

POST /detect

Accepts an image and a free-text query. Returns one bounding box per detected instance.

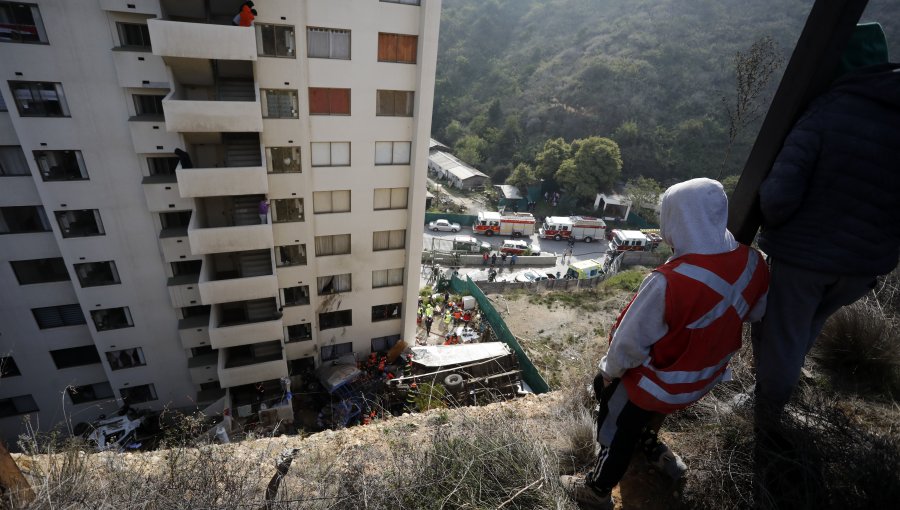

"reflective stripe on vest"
[672,249,758,329]
[640,351,734,385]
[637,370,726,406]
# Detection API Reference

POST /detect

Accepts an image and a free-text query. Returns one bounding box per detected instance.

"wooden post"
[727,0,869,243]
[0,442,35,506]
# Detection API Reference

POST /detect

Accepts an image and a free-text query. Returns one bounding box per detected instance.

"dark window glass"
[171,259,201,276]
[181,304,211,318]
[319,309,352,331]
[67,382,114,405]
[0,146,29,175]
[32,304,86,329]
[10,257,69,284]
[0,206,50,234]
[371,334,401,353]
[90,307,134,331]
[276,244,307,267]
[376,90,414,116]
[372,303,402,322]
[257,24,295,57]
[133,94,164,116]
[73,261,120,287]
[283,285,310,306]
[148,156,179,176]
[116,22,150,48]
[0,3,47,43]
[105,348,146,371]
[0,395,38,418]
[262,89,298,118]
[160,210,192,229]
[49,345,101,369]
[320,341,353,361]
[34,150,88,181]
[120,384,157,404]
[8,81,68,116]
[286,323,312,342]
[55,209,104,238]
[0,356,21,378]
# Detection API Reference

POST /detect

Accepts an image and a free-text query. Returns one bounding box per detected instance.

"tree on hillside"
[625,176,663,212]
[506,163,539,188]
[454,134,488,165]
[720,174,740,197]
[534,138,572,182]
[555,137,622,203]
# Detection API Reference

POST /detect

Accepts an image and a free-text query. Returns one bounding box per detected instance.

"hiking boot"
[646,443,688,480]
[559,475,614,510]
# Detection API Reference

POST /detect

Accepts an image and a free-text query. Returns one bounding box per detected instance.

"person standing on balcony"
[233,2,255,26]
[258,199,269,224]
[174,148,192,169]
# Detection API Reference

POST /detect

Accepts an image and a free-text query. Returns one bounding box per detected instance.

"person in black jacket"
[755,23,900,418]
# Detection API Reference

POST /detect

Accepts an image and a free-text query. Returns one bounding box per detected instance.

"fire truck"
[539,216,607,243]
[473,211,535,237]
[609,229,651,251]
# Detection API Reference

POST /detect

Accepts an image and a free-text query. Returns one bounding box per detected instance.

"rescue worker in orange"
[560,178,769,509]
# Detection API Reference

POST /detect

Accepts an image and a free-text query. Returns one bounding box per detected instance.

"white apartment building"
[0,0,439,446]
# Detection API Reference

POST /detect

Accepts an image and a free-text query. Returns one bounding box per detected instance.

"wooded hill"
[433,0,900,187]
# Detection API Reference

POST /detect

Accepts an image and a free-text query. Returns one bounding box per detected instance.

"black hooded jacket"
[759,64,900,276]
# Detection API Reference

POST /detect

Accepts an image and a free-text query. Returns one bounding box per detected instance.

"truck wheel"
[513,232,521,238]
[584,237,593,243]
[486,230,494,237]
[444,373,464,389]
[554,234,562,241]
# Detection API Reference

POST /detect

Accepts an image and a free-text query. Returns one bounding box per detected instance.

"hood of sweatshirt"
[831,63,900,109]
[660,178,737,258]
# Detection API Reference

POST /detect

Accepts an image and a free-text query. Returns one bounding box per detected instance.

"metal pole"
[727,0,869,244]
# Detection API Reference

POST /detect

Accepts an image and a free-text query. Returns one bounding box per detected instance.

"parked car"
[428,219,460,232]
[514,269,549,283]
[499,240,534,256]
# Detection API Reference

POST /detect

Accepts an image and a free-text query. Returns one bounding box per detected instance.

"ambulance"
[565,258,608,280]
[473,211,535,237]
[539,215,606,243]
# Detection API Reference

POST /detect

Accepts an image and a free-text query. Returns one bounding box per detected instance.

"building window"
[116,22,150,48]
[286,323,312,343]
[0,2,47,43]
[374,141,411,165]
[320,341,353,361]
[120,384,157,404]
[67,382,114,405]
[90,307,134,332]
[160,210,191,229]
[376,90,414,117]
[312,190,351,214]
[378,33,417,63]
[0,146,29,176]
[105,348,146,371]
[317,274,351,296]
[171,259,201,276]
[266,147,301,173]
[73,261,120,287]
[372,268,404,288]
[49,345,101,369]
[380,0,421,5]
[314,234,351,257]
[271,198,304,223]
[0,356,21,378]
[0,205,50,234]
[32,304,85,329]
[309,88,350,115]
[373,187,408,210]
[10,257,68,285]
[256,23,295,57]
[132,94,165,117]
[283,285,310,306]
[276,244,307,267]
[33,150,88,181]
[148,156,179,176]
[373,229,406,251]
[372,303,401,323]
[307,27,350,59]
[55,209,104,238]
[8,81,69,117]
[371,334,401,353]
[262,89,298,118]
[0,395,38,418]
[310,142,350,167]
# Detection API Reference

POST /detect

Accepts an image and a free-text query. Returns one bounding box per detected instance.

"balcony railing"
[209,299,283,349]
[162,89,262,133]
[198,250,277,304]
[187,199,273,255]
[148,18,257,61]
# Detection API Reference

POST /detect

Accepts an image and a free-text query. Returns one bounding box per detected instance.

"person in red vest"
[560,178,769,509]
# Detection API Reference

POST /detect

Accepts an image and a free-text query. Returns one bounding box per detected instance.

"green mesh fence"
[450,275,550,394]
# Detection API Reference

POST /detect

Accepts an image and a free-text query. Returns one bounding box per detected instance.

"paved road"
[420,227,613,285]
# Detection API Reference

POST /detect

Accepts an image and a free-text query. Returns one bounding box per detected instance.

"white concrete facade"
[0,0,439,445]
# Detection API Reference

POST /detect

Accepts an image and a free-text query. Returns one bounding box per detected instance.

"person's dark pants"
[586,380,661,493]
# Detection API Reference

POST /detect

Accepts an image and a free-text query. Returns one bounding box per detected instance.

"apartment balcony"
[188,194,273,255]
[179,313,211,349]
[111,49,168,89]
[188,351,219,385]
[168,273,202,308]
[175,135,267,198]
[162,91,262,133]
[159,226,194,262]
[142,175,194,212]
[209,298,283,349]
[218,341,287,389]
[148,18,257,62]
[198,249,277,305]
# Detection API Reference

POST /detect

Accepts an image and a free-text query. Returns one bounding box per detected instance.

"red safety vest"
[614,245,768,413]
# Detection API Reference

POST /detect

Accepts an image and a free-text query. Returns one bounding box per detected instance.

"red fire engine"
[539,216,607,243]
[473,211,536,237]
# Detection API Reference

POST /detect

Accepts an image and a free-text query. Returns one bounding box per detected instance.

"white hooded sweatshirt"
[598,178,766,380]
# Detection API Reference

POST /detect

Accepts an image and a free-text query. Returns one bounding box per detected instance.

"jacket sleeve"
[599,273,668,379]
[758,111,824,228]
